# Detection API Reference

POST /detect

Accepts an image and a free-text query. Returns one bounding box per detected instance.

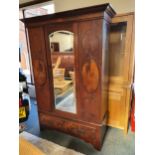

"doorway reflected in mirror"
[49,31,73,53]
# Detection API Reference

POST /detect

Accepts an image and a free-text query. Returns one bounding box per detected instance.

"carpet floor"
[56,93,76,113]
[20,131,85,155]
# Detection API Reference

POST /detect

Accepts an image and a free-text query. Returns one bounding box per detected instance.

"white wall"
[54,0,135,14]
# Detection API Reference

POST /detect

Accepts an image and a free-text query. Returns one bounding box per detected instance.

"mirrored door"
[49,30,77,114]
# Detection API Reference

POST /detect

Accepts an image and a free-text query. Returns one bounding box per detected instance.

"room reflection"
[49,31,76,114]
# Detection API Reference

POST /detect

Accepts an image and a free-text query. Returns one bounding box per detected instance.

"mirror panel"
[49,31,76,114]
[49,31,73,53]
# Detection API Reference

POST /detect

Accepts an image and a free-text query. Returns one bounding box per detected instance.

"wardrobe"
[108,12,135,134]
[22,4,116,150]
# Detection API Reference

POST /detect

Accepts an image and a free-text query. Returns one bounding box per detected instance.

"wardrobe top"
[21,3,116,24]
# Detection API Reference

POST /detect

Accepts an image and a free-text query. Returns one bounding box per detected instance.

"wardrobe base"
[39,112,107,150]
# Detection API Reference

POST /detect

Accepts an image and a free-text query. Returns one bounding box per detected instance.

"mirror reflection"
[49,31,73,53]
[49,31,76,114]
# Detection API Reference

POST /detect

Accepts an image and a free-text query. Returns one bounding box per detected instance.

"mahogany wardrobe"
[22,4,116,150]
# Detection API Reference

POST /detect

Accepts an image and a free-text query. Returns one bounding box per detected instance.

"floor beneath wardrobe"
[22,98,135,155]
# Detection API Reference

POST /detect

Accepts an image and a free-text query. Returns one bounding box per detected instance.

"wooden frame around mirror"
[44,22,79,119]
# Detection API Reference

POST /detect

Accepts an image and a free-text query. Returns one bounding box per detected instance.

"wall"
[20,0,135,14]
[19,8,48,70]
[50,32,73,52]
[19,11,27,70]
[54,0,134,14]
[19,0,34,4]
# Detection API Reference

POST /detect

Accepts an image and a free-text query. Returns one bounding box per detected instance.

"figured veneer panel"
[82,59,99,93]
[76,19,102,123]
[28,27,54,112]
[33,59,47,86]
[39,112,107,149]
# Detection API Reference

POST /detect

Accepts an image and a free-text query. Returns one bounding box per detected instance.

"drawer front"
[39,113,98,145]
[108,91,125,129]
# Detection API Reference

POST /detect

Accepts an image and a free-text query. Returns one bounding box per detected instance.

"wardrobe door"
[109,22,127,84]
[28,27,53,112]
[108,14,134,133]
[109,14,134,84]
[77,19,103,123]
[44,23,79,119]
